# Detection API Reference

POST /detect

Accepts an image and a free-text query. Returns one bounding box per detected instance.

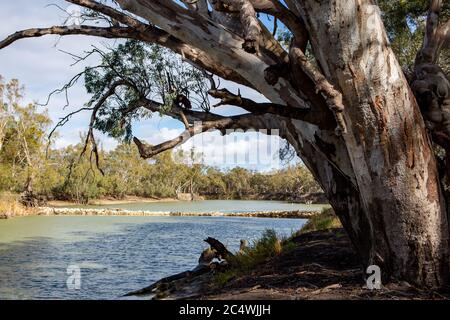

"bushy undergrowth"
[214,229,296,286]
[0,193,33,218]
[214,209,342,287]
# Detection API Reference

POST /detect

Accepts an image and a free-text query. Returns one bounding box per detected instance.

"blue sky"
[0,0,297,171]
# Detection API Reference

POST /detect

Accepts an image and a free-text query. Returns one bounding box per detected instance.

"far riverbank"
[35,207,321,219]
[2,198,328,219]
[47,196,179,207]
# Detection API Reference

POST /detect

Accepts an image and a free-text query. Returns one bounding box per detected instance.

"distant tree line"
[0,77,321,204]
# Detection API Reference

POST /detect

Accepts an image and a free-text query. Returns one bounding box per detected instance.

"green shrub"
[214,229,297,287]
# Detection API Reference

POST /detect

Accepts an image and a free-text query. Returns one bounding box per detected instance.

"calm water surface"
[0,201,323,299]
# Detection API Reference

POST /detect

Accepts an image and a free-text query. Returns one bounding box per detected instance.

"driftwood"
[124,237,232,298]
[204,237,234,259]
[123,265,211,297]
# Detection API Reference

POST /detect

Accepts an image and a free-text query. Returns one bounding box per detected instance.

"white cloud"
[177,130,283,171]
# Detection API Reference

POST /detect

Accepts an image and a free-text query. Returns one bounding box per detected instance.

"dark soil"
[131,228,450,300]
[198,229,450,300]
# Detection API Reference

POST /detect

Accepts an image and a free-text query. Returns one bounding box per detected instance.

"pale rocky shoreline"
[34,207,320,219]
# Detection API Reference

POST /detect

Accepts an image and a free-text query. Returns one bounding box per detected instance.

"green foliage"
[84,41,210,142]
[198,164,321,200]
[0,77,52,194]
[214,229,297,287]
[378,0,450,74]
[214,269,237,287]
[1,135,323,204]
[233,230,286,270]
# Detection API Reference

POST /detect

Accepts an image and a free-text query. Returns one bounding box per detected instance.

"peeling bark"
[291,0,449,287]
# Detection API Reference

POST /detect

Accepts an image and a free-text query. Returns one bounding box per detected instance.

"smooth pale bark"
[114,0,449,287]
[291,0,449,286]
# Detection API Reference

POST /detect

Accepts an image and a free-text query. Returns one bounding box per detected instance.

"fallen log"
[123,265,211,297]
[124,237,233,298]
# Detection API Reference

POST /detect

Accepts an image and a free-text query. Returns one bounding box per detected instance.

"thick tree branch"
[131,87,332,131]
[115,0,307,107]
[252,0,309,46]
[135,97,226,123]
[0,27,252,89]
[219,0,262,53]
[0,25,142,50]
[208,88,334,129]
[133,113,281,159]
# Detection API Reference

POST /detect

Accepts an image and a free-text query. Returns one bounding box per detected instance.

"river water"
[0,200,325,299]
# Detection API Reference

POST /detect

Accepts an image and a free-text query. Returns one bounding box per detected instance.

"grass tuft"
[297,208,341,234]
[213,208,342,287]
[214,229,296,287]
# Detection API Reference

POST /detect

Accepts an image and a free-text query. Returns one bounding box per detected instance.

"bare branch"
[46,106,94,156]
[0,25,142,50]
[207,88,331,128]
[66,0,148,31]
[133,113,279,159]
[79,80,129,174]
[179,110,190,129]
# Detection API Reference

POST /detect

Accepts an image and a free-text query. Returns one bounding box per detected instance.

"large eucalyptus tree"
[1,0,450,287]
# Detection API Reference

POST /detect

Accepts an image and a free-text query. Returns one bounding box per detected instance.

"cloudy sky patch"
[0,0,297,170]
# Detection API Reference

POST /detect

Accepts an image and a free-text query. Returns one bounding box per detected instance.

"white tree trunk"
[288,0,449,286]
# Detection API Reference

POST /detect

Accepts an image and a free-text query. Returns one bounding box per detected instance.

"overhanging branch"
[208,88,331,128]
[133,113,280,159]
[0,25,143,50]
[80,80,129,174]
